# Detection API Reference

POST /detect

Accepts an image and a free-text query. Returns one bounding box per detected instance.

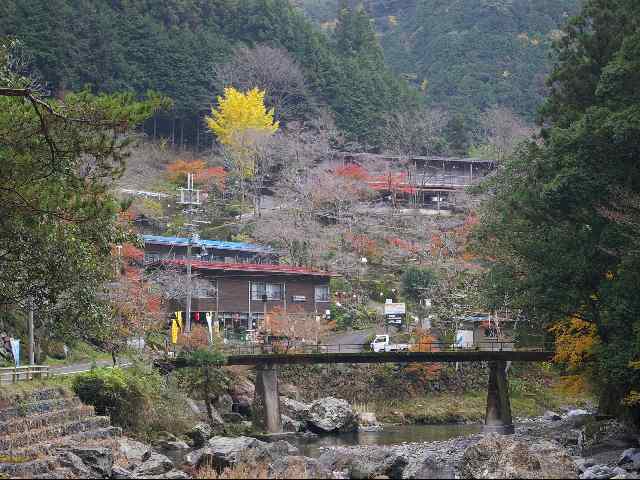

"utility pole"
[28,297,34,365]
[178,173,201,334]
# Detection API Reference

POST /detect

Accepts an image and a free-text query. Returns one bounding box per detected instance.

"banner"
[205,312,213,345]
[171,320,179,345]
[9,338,20,367]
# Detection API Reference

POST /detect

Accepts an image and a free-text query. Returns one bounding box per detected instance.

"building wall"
[173,272,330,316]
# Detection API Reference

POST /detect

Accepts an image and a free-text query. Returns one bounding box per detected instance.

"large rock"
[131,452,174,477]
[117,438,152,465]
[543,411,562,421]
[58,452,94,478]
[155,440,190,466]
[269,455,330,479]
[579,464,620,479]
[70,446,113,478]
[198,436,266,471]
[280,396,310,422]
[280,383,301,401]
[187,423,214,448]
[460,433,578,479]
[619,448,640,471]
[306,397,358,433]
[231,378,255,416]
[319,445,408,479]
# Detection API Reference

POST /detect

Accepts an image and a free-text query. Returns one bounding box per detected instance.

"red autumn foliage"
[334,164,370,181]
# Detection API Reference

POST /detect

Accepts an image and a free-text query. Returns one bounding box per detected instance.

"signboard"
[292,295,307,302]
[384,303,406,325]
[384,303,406,316]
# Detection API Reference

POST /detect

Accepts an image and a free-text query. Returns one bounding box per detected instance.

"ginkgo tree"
[206,87,279,215]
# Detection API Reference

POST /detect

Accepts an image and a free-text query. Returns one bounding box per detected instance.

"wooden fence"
[0,365,50,384]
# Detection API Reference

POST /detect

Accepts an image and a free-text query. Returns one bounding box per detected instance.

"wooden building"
[143,236,334,341]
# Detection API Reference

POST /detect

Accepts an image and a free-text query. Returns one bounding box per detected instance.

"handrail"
[219,339,554,356]
[0,365,50,384]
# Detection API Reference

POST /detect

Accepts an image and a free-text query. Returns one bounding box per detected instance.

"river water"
[293,424,482,457]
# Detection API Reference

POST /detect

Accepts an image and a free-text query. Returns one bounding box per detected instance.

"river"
[292,424,482,457]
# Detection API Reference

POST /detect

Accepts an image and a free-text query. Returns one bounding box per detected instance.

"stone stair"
[0,388,120,478]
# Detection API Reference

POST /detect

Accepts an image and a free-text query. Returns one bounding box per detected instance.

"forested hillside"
[0,0,416,146]
[299,0,581,120]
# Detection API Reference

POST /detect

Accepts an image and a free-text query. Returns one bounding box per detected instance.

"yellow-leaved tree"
[206,87,279,214]
[549,315,601,395]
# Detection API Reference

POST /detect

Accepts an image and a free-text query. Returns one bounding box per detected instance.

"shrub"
[400,266,436,301]
[72,365,162,433]
[73,364,200,440]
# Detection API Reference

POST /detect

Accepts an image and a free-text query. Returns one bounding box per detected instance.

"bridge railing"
[222,340,554,356]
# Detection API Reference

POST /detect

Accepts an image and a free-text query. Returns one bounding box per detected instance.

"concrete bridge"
[159,344,553,435]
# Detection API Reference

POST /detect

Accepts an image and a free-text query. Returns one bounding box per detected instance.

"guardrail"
[221,340,554,356]
[0,365,50,384]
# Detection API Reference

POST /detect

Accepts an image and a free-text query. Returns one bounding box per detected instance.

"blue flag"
[9,338,20,367]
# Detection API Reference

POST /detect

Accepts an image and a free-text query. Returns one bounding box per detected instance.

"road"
[323,327,377,352]
[49,359,125,376]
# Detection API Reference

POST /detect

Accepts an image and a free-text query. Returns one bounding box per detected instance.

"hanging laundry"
[195,312,200,323]
[176,311,183,331]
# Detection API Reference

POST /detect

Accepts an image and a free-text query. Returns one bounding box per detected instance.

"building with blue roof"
[142,235,277,265]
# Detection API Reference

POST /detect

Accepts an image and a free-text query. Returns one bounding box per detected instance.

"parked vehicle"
[370,334,410,352]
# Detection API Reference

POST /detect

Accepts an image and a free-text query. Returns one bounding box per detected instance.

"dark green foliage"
[73,366,161,431]
[401,267,436,301]
[0,0,415,145]
[73,365,198,438]
[0,40,166,344]
[473,0,640,420]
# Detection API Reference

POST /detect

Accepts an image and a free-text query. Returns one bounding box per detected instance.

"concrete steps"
[0,387,120,477]
[0,404,95,435]
[0,416,111,450]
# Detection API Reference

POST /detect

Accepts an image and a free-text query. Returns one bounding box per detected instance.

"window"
[315,285,330,302]
[251,282,282,301]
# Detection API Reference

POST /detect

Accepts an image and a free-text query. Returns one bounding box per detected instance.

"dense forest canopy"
[0,0,417,147]
[298,0,581,121]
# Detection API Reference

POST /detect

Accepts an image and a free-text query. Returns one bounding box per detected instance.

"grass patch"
[43,341,114,366]
[0,454,32,464]
[365,377,593,425]
[0,376,74,401]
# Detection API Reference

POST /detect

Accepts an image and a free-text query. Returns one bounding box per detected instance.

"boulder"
[306,397,358,433]
[619,448,640,471]
[543,411,562,421]
[58,452,93,478]
[198,436,265,471]
[154,440,190,466]
[131,453,174,477]
[460,433,577,479]
[187,423,213,448]
[319,446,408,479]
[231,378,255,416]
[269,455,330,479]
[117,438,152,465]
[576,458,597,473]
[111,465,133,479]
[568,409,590,417]
[579,464,617,479]
[70,446,113,478]
[280,396,310,422]
[243,440,299,464]
[404,456,456,479]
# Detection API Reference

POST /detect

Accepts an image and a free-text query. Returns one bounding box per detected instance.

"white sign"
[384,303,406,315]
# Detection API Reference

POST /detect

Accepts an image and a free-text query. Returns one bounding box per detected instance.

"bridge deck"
[224,350,553,366]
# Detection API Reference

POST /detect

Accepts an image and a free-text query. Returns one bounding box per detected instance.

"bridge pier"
[253,364,282,433]
[483,360,514,435]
